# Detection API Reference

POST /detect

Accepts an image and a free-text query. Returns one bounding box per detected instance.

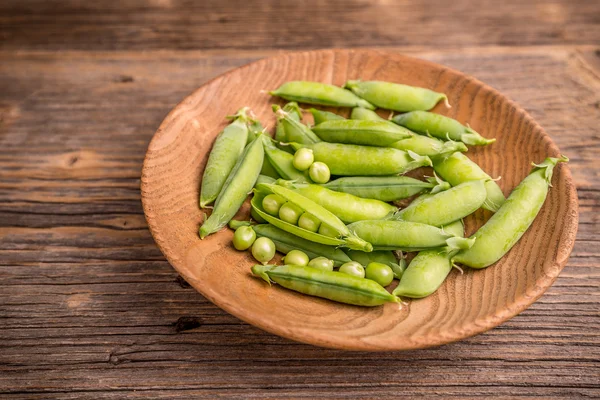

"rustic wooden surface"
[0,0,599,398]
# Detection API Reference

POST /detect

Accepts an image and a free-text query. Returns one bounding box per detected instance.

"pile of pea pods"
[198,80,568,307]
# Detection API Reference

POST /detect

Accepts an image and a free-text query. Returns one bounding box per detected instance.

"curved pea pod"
[345,250,404,279]
[261,136,311,183]
[270,81,375,109]
[393,111,495,146]
[312,119,412,147]
[310,108,346,125]
[321,176,440,202]
[345,80,448,112]
[291,142,432,176]
[199,135,264,239]
[251,185,373,252]
[199,107,251,208]
[393,220,475,298]
[276,179,397,223]
[274,102,303,142]
[347,220,457,251]
[252,264,400,307]
[253,224,351,267]
[394,180,487,226]
[273,104,320,145]
[454,156,568,269]
[433,152,505,212]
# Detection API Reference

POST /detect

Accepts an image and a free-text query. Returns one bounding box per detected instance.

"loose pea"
[309,162,331,183]
[298,212,321,232]
[233,226,256,250]
[339,262,365,278]
[270,81,375,109]
[293,148,314,171]
[308,256,334,272]
[318,223,338,238]
[251,237,276,265]
[262,193,286,216]
[284,250,310,266]
[365,262,394,287]
[345,80,448,112]
[278,202,304,225]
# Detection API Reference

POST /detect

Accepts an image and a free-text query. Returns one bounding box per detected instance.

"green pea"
[262,193,286,216]
[200,108,251,208]
[273,105,321,144]
[308,256,334,272]
[251,237,276,265]
[293,148,314,171]
[275,102,303,142]
[365,262,394,287]
[309,161,331,184]
[262,135,311,183]
[270,81,375,109]
[339,262,365,278]
[322,176,436,202]
[278,202,304,225]
[298,212,321,232]
[454,156,568,269]
[233,226,256,250]
[284,250,310,266]
[252,264,400,307]
[318,223,338,238]
[312,119,412,147]
[199,134,264,239]
[345,80,448,112]
[310,108,346,125]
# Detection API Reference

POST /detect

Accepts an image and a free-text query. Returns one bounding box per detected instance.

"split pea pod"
[433,152,505,212]
[344,80,448,112]
[199,135,264,239]
[252,183,373,252]
[276,179,397,223]
[199,107,252,208]
[347,220,457,251]
[252,224,351,267]
[312,119,413,147]
[393,220,475,298]
[270,81,375,109]
[321,176,447,202]
[393,111,495,146]
[350,107,468,157]
[310,108,345,125]
[291,142,432,176]
[262,136,311,183]
[454,156,568,269]
[394,180,487,226]
[273,105,321,144]
[252,264,400,307]
[275,102,303,142]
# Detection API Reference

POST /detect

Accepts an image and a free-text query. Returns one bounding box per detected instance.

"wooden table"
[1,1,598,398]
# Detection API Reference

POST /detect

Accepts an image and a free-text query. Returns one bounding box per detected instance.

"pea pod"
[291,142,432,176]
[275,102,303,142]
[394,180,487,226]
[276,179,397,223]
[251,185,373,252]
[344,250,404,279]
[454,156,568,269]
[350,107,467,157]
[199,135,264,238]
[433,152,505,212]
[393,111,494,146]
[262,136,311,183]
[312,119,412,147]
[344,80,448,112]
[347,220,457,251]
[252,224,351,267]
[273,105,321,144]
[393,220,475,299]
[310,108,345,125]
[321,176,446,202]
[255,174,277,187]
[199,107,252,208]
[252,264,400,307]
[270,81,375,109]
[246,116,263,144]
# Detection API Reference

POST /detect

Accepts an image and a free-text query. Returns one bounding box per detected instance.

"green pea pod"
[246,117,263,144]
[310,108,346,125]
[199,135,264,239]
[347,220,457,251]
[252,264,400,307]
[253,224,351,267]
[255,174,277,187]
[344,249,404,279]
[291,142,432,176]
[276,179,397,223]
[260,157,281,179]
[393,111,495,146]
[454,156,568,269]
[312,119,412,147]
[199,107,251,208]
[393,220,476,299]
[261,136,311,183]
[275,102,303,142]
[321,176,442,202]
[394,180,487,226]
[345,80,448,112]
[273,104,322,145]
[228,219,252,230]
[270,81,375,110]
[433,152,505,212]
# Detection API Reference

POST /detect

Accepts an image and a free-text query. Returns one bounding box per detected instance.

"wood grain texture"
[1,42,599,397]
[141,49,578,351]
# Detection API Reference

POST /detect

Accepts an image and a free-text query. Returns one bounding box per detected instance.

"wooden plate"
[141,49,578,351]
